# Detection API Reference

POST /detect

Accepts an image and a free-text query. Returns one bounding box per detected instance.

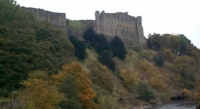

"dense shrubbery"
[136,81,155,101]
[0,0,74,96]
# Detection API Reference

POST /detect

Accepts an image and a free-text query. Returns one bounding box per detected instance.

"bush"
[136,81,155,101]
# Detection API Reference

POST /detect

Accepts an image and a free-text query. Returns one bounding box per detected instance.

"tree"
[18,71,64,109]
[95,34,110,54]
[58,75,82,109]
[87,60,114,92]
[83,28,98,46]
[69,36,86,60]
[52,62,98,109]
[119,69,139,92]
[98,51,116,71]
[147,33,161,50]
[110,36,126,60]
[173,55,196,88]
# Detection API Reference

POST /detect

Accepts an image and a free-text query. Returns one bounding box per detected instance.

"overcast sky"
[16,0,200,48]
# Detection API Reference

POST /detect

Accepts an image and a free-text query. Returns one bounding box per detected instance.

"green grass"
[68,20,86,30]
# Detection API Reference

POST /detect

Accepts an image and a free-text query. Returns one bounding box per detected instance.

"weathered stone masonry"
[22,7,66,28]
[95,11,146,46]
[22,7,147,46]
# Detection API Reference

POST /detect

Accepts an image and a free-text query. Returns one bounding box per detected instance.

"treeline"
[69,28,127,71]
[147,33,200,88]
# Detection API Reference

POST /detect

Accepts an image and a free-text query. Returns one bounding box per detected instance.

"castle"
[22,7,66,28]
[23,7,146,46]
[95,11,146,46]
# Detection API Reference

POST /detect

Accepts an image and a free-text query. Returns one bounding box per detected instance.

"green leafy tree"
[52,62,98,109]
[110,36,126,60]
[147,33,161,50]
[58,74,82,109]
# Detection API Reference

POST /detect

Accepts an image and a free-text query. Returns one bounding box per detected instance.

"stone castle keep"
[23,7,146,46]
[95,11,146,45]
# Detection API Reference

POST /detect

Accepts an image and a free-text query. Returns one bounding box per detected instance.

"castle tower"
[95,11,100,33]
[94,11,146,46]
[136,16,146,44]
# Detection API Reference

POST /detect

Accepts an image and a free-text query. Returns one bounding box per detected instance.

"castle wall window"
[122,18,123,20]
[139,22,141,25]
[118,16,119,20]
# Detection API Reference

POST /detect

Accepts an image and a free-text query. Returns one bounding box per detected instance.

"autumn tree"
[119,69,139,92]
[18,71,64,109]
[87,60,114,92]
[52,62,98,109]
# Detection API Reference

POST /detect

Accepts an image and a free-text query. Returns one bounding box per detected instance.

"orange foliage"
[53,62,98,109]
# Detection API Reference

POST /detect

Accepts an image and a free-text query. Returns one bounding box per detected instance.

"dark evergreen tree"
[110,36,126,60]
[95,34,110,54]
[82,28,98,46]
[69,36,86,60]
[98,51,116,71]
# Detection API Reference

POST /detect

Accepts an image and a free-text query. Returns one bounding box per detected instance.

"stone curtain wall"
[23,7,66,28]
[95,11,146,46]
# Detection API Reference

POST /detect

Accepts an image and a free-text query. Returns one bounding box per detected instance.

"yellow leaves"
[182,88,191,98]
[119,69,139,90]
[18,71,65,109]
[148,73,167,90]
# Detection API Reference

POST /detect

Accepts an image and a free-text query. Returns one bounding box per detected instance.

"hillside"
[0,0,200,109]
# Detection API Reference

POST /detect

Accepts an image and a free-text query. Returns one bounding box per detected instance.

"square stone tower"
[95,11,146,46]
